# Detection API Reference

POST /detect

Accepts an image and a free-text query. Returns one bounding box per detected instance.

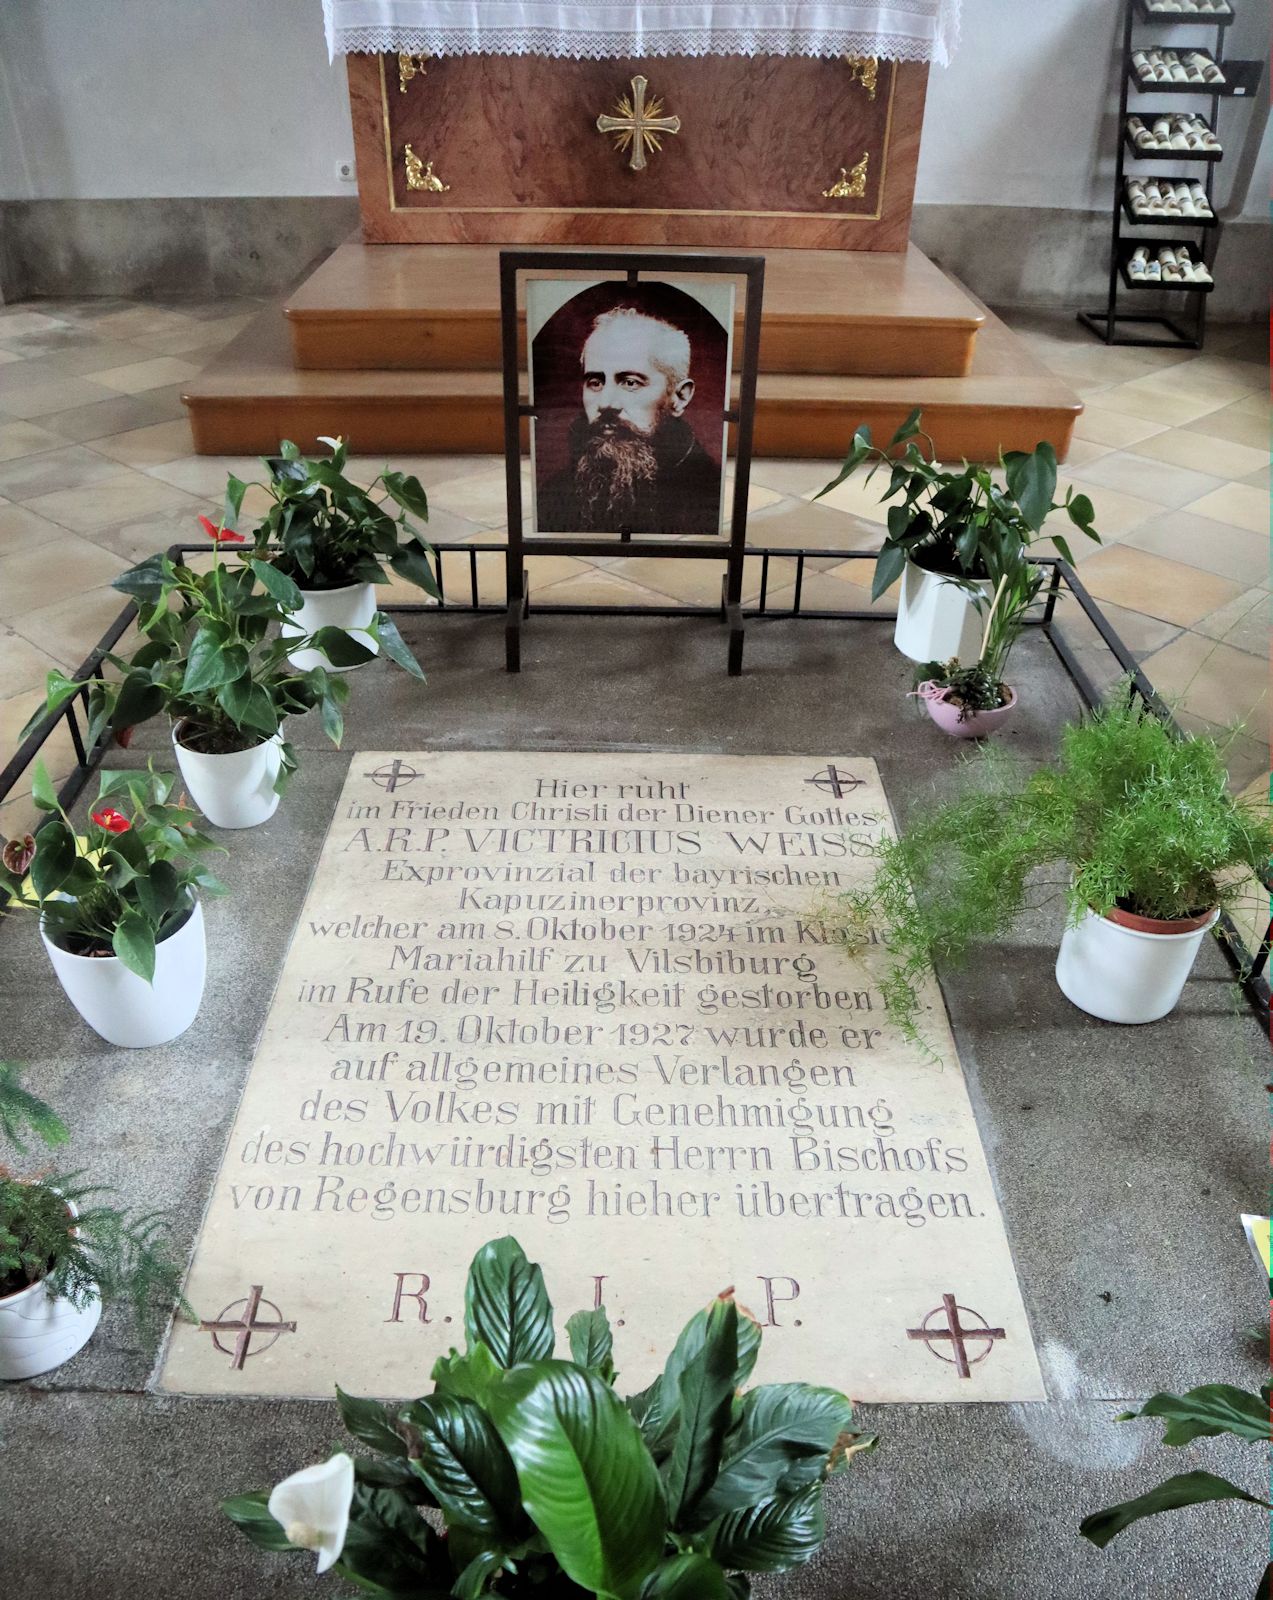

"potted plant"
[833,695,1273,1038]
[912,551,1045,738]
[815,410,1100,664]
[0,1061,189,1379]
[23,506,425,829]
[246,436,439,672]
[1081,1381,1271,1600]
[0,761,225,1047]
[225,1235,875,1596]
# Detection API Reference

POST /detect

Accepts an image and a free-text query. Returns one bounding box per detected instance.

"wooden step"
[286,240,985,378]
[184,298,1080,463]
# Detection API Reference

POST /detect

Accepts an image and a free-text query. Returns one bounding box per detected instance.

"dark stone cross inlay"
[199,1284,297,1371]
[367,758,419,792]
[804,765,865,799]
[907,1293,1006,1379]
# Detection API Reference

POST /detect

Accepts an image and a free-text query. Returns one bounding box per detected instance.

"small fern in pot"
[835,695,1273,1040]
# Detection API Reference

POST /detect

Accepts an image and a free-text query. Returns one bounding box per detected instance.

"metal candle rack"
[1080,0,1262,348]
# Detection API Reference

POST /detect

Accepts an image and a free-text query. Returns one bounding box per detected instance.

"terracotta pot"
[0,1199,101,1379]
[173,724,283,830]
[893,562,992,664]
[917,682,1018,739]
[1055,903,1219,1024]
[282,581,378,673]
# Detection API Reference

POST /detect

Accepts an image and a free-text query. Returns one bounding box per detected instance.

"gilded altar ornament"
[596,75,681,171]
[397,52,427,93]
[403,145,449,192]
[822,153,869,199]
[844,54,879,100]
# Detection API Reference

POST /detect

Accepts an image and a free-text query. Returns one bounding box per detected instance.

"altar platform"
[182,241,1082,461]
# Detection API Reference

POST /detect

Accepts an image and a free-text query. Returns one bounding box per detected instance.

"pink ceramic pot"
[916,682,1018,739]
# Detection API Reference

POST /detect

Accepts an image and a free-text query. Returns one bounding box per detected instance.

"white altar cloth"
[321,1,961,65]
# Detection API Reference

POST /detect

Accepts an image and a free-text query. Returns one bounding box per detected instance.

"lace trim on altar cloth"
[321,3,962,66]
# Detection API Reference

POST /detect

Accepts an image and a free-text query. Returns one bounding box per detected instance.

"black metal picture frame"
[499,250,766,674]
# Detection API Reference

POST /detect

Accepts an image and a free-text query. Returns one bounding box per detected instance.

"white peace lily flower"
[268,1451,355,1574]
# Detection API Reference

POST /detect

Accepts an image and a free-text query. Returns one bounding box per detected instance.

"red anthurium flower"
[90,808,131,834]
[198,513,245,544]
[1,834,36,875]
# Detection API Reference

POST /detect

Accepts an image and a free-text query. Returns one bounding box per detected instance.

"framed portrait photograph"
[526,276,735,539]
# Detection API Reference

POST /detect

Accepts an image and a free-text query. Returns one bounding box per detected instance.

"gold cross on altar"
[596,76,681,171]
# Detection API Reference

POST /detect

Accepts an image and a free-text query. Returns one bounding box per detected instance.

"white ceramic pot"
[282,581,378,673]
[41,898,207,1048]
[173,726,282,830]
[1055,904,1219,1025]
[0,1201,101,1380]
[893,562,992,665]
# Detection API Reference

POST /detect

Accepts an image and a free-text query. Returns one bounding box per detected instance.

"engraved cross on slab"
[908,1293,1007,1379]
[199,1284,297,1371]
[597,76,682,171]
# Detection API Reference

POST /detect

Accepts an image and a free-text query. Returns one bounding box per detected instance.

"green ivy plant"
[22,505,424,791]
[0,761,225,981]
[225,1236,875,1597]
[815,410,1100,601]
[1081,1382,1272,1600]
[248,436,441,595]
[831,694,1273,1043]
[0,1062,189,1335]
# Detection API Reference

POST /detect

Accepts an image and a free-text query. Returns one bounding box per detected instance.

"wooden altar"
[347,52,928,251]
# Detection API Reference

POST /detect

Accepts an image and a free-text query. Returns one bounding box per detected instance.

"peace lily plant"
[226,1236,874,1597]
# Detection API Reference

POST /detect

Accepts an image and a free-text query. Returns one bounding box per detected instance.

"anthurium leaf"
[464,1235,554,1368]
[664,1296,738,1529]
[112,909,156,983]
[336,1385,410,1457]
[695,1385,854,1522]
[488,1360,667,1599]
[387,541,441,599]
[29,819,77,897]
[399,1393,523,1539]
[1004,441,1057,532]
[382,470,430,521]
[309,625,377,669]
[222,1491,300,1553]
[1118,1385,1271,1447]
[888,407,923,448]
[182,632,247,695]
[131,859,179,925]
[641,1554,729,1599]
[1050,533,1076,569]
[112,553,168,602]
[566,1307,616,1380]
[27,670,84,732]
[30,761,59,813]
[709,1486,825,1572]
[1079,1470,1272,1550]
[320,689,345,748]
[1066,490,1097,531]
[249,559,303,613]
[870,542,908,601]
[374,614,426,680]
[110,673,167,732]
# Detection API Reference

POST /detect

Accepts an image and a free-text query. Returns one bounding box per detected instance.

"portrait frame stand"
[499,250,765,675]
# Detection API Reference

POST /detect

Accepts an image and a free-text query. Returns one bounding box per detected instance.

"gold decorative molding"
[404,145,450,192]
[596,75,682,171]
[844,54,879,100]
[397,51,427,93]
[822,153,869,199]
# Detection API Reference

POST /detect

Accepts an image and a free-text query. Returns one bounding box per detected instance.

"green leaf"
[182,631,247,695]
[637,1297,761,1460]
[21,671,84,741]
[665,1297,738,1529]
[382,470,430,520]
[464,1235,555,1368]
[567,1307,616,1381]
[642,1554,729,1599]
[431,1341,505,1410]
[131,859,179,926]
[710,1486,825,1572]
[224,474,248,529]
[387,540,441,599]
[308,625,377,669]
[1050,533,1076,569]
[0,1061,69,1154]
[453,1550,507,1600]
[724,1575,752,1600]
[399,1393,523,1539]
[1004,441,1057,533]
[321,688,345,748]
[217,677,279,738]
[30,761,59,813]
[488,1360,666,1599]
[1079,1470,1272,1550]
[1118,1385,1271,1448]
[374,614,426,680]
[112,554,168,602]
[696,1385,854,1522]
[1066,490,1097,531]
[871,542,908,601]
[113,910,156,983]
[29,819,77,897]
[250,559,304,612]
[337,1385,409,1456]
[221,1491,298,1553]
[111,673,167,732]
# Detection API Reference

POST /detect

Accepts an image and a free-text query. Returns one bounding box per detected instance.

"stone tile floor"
[0,296,1267,838]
